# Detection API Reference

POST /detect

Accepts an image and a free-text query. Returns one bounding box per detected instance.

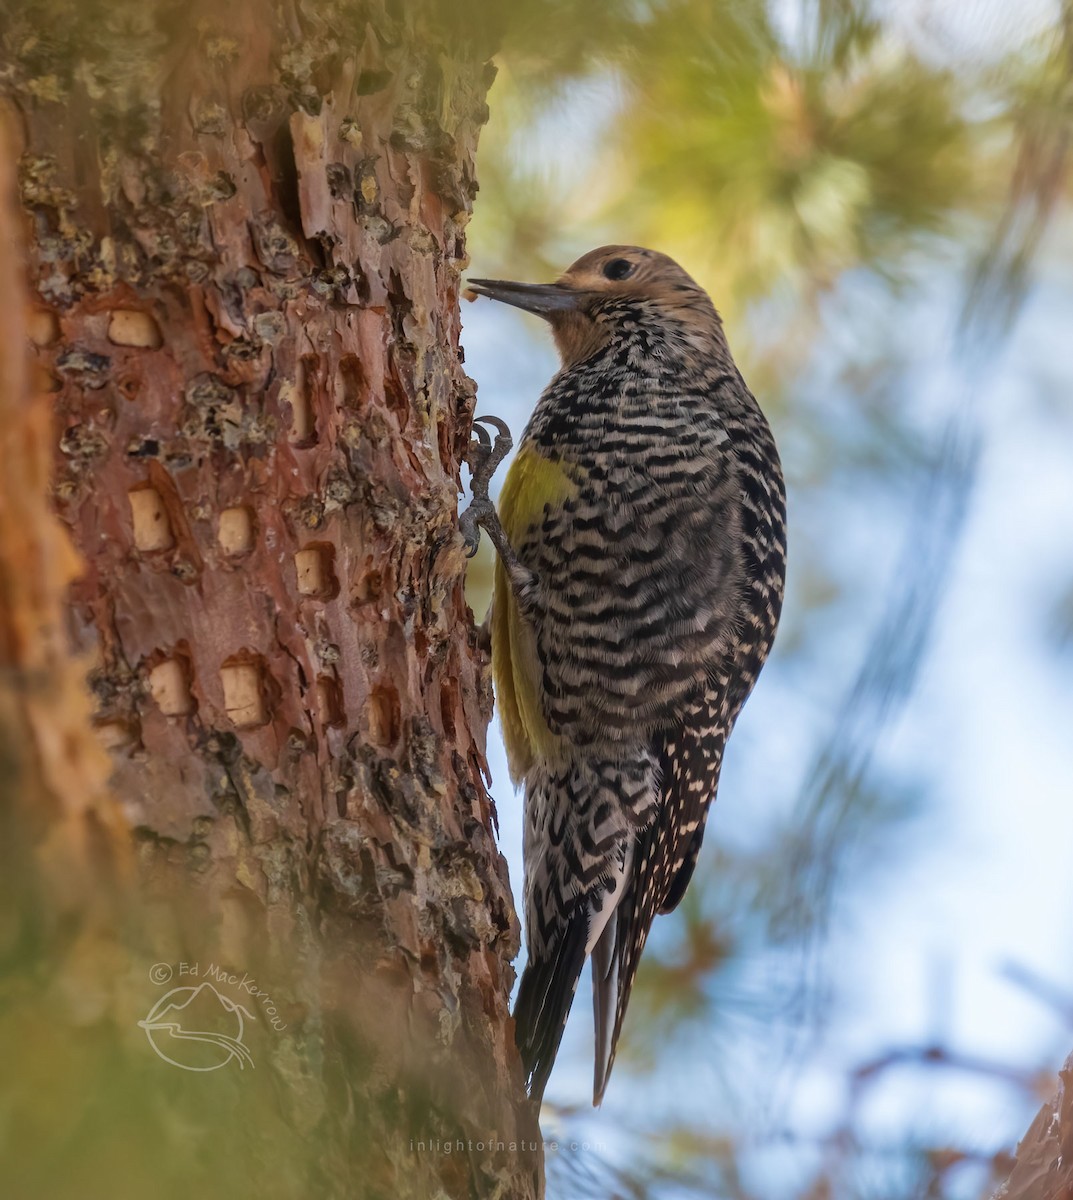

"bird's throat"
[550,310,612,369]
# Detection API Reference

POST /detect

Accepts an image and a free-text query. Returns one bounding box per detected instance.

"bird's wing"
[591,414,787,1103]
[529,401,746,748]
[591,687,729,1103]
[655,691,731,915]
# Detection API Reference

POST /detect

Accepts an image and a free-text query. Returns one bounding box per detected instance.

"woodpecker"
[461,245,786,1106]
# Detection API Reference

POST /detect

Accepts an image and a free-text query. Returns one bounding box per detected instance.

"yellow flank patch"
[498,445,580,544]
[490,446,580,783]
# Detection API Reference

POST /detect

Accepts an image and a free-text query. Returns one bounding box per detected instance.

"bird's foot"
[459,415,513,557]
[458,494,497,558]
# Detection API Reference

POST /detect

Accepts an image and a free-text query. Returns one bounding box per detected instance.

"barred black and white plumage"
[463,245,786,1105]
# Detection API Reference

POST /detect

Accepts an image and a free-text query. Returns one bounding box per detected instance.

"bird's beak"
[466,278,581,317]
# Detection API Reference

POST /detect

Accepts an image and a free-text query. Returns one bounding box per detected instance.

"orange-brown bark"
[1,2,536,1196]
[995,1051,1073,1200]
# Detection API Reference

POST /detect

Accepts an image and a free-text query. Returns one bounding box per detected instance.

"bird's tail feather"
[516,755,657,1103]
[591,905,621,1103]
[592,821,670,1105]
[592,878,641,1106]
[514,903,588,1103]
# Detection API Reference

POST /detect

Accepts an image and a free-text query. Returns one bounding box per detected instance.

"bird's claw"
[467,419,492,460]
[460,414,514,556]
[473,413,513,445]
[465,414,513,476]
[459,497,490,558]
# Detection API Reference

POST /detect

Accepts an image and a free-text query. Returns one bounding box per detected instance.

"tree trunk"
[994,1051,1073,1200]
[1,2,539,1197]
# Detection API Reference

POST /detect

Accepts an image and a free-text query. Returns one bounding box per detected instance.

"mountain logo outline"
[138,982,256,1072]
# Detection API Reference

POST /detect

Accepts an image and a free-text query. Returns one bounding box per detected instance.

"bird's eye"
[603,258,634,281]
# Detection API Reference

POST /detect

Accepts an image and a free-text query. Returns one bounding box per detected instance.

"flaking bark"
[1,2,538,1196]
[994,1050,1073,1200]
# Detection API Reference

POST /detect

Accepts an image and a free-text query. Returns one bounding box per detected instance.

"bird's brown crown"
[551,245,719,365]
[557,245,697,295]
[468,245,723,368]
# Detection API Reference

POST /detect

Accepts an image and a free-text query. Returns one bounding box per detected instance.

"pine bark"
[994,1051,1073,1200]
[1,2,538,1197]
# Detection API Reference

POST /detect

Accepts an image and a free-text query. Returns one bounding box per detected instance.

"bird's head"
[467,245,721,368]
